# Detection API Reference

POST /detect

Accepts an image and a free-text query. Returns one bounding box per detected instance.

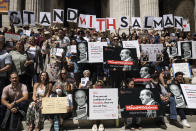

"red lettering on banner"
[107,60,134,65]
[125,105,158,111]
[96,19,105,31]
[80,17,86,25]
[90,16,93,28]
[133,78,152,82]
[106,18,116,30]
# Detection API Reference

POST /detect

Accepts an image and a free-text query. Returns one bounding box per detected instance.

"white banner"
[120,16,129,29]
[106,18,116,30]
[132,17,141,29]
[153,17,163,30]
[180,84,196,109]
[172,63,192,78]
[144,16,154,29]
[140,44,163,62]
[23,10,35,26]
[53,9,64,23]
[40,12,51,26]
[89,88,118,120]
[122,41,140,58]
[163,14,174,28]
[88,42,107,63]
[8,11,22,26]
[67,8,78,23]
[96,18,106,32]
[174,16,183,30]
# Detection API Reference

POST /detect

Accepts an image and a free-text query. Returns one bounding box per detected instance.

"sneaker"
[169,119,183,128]
[182,119,191,128]
[92,124,98,131]
[160,124,167,130]
[98,124,105,131]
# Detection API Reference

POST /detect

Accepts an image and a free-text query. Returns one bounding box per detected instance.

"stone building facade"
[1,0,196,32]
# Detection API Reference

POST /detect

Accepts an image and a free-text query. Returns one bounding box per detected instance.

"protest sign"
[0,0,8,13]
[42,97,68,114]
[167,42,178,57]
[4,33,20,42]
[96,18,106,32]
[40,12,51,26]
[168,84,187,108]
[103,47,138,71]
[183,19,190,32]
[106,18,116,30]
[88,42,107,63]
[73,89,89,120]
[8,11,23,26]
[23,30,31,37]
[120,16,129,29]
[144,16,154,29]
[172,63,192,78]
[131,17,141,29]
[23,10,35,26]
[77,42,88,63]
[163,14,174,28]
[122,41,140,58]
[119,88,161,118]
[178,41,196,59]
[180,84,196,109]
[140,44,163,62]
[153,17,163,30]
[67,45,77,54]
[67,8,78,23]
[89,88,118,120]
[174,16,183,30]
[53,9,64,23]
[51,48,64,57]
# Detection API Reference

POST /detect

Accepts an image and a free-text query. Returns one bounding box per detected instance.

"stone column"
[110,0,135,29]
[139,0,159,18]
[25,0,43,22]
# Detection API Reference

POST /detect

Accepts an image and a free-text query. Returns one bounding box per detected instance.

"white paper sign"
[153,17,163,30]
[53,9,64,23]
[140,44,163,62]
[163,14,174,28]
[89,88,118,120]
[106,18,116,30]
[180,84,196,109]
[172,63,192,78]
[88,42,107,63]
[96,18,106,32]
[67,8,78,23]
[183,19,190,32]
[51,48,64,57]
[40,12,51,26]
[23,30,31,37]
[144,16,154,29]
[8,11,22,26]
[174,16,183,30]
[120,16,129,29]
[4,33,20,41]
[23,10,35,26]
[122,41,140,58]
[78,14,88,28]
[132,17,141,29]
[67,45,77,54]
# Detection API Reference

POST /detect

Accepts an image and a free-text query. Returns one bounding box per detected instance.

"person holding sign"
[49,83,71,131]
[79,70,92,89]
[168,72,191,128]
[26,72,52,131]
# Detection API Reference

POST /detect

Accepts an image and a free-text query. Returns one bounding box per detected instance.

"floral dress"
[26,84,48,129]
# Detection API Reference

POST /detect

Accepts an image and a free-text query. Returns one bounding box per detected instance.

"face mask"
[56,89,62,94]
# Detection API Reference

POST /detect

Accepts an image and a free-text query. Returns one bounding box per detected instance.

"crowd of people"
[0,23,196,131]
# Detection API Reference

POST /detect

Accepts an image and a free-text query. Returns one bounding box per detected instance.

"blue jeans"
[169,96,186,120]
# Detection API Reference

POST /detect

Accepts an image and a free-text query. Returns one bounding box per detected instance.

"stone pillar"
[110,0,135,30]
[25,0,43,22]
[139,0,159,18]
